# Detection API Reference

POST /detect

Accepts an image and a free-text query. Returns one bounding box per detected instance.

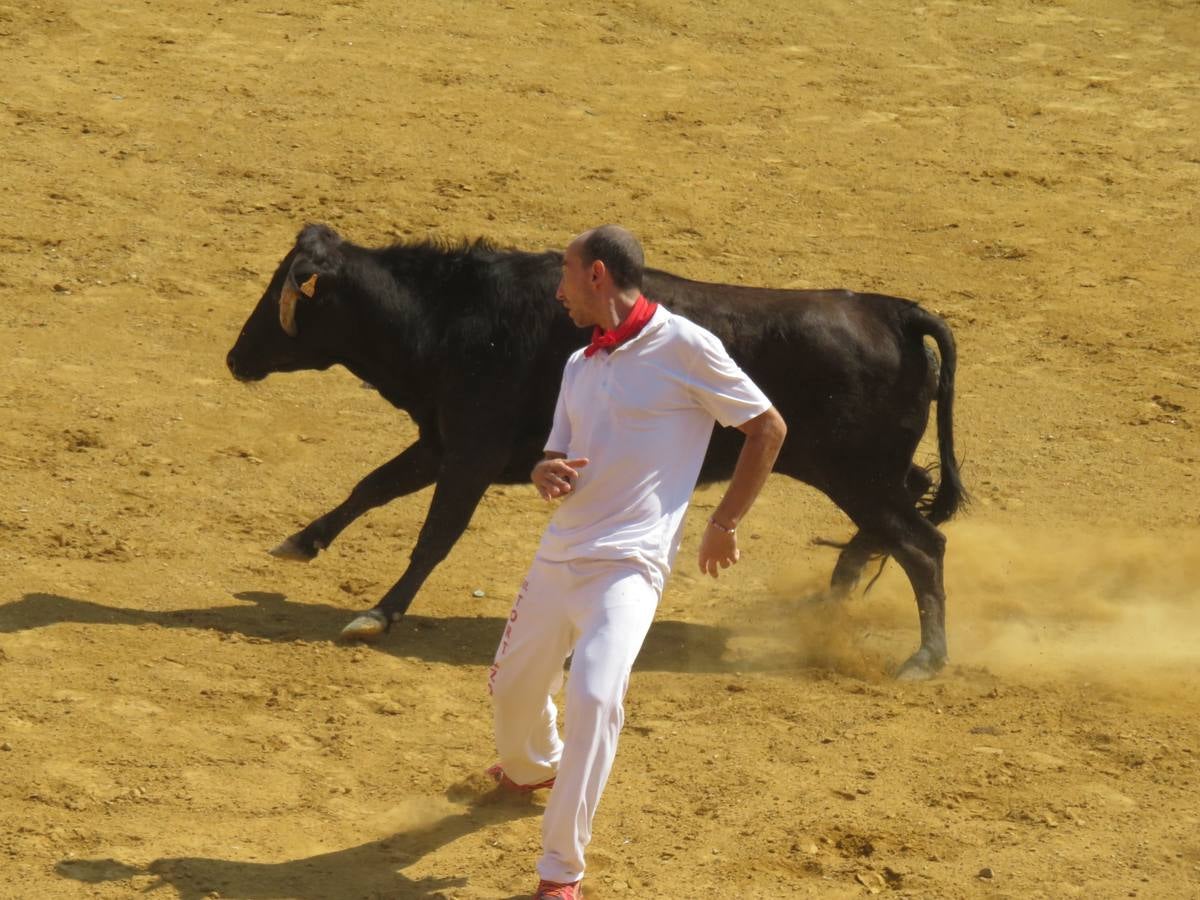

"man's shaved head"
[575,225,645,292]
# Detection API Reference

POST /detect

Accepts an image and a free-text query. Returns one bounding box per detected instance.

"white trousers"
[489,555,660,885]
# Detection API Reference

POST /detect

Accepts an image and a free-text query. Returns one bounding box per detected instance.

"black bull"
[226,224,965,679]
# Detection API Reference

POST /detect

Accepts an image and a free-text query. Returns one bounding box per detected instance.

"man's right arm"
[532,452,588,501]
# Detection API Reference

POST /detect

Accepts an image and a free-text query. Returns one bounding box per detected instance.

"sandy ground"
[2,0,1199,897]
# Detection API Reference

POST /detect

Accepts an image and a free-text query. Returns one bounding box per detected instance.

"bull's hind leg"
[829,531,882,599]
[831,481,949,679]
[827,465,934,597]
[879,510,948,679]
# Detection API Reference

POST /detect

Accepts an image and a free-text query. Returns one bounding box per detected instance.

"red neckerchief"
[583,294,659,358]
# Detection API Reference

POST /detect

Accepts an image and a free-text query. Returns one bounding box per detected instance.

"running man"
[488,225,787,899]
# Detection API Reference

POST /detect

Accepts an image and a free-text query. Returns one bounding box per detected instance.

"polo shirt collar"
[606,304,669,357]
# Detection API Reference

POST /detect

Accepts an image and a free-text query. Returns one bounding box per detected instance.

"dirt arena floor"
[2,0,1198,897]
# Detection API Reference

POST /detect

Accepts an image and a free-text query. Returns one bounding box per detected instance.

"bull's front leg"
[340,455,501,641]
[270,440,440,562]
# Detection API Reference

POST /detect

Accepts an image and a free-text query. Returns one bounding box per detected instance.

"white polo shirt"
[537,306,772,581]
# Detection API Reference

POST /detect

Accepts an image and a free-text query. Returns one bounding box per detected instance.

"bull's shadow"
[55,781,540,900]
[0,590,735,674]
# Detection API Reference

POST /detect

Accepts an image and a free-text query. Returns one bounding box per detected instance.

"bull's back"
[640,270,935,479]
[642,270,918,404]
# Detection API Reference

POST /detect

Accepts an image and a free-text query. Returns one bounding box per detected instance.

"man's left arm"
[698,406,787,577]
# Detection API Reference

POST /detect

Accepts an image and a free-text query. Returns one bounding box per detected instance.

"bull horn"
[278,277,300,337]
[299,273,318,297]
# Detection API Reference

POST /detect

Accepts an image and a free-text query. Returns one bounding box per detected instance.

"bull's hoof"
[340,609,388,642]
[268,535,318,562]
[895,647,946,681]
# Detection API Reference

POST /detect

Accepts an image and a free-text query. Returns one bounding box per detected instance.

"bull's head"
[226,223,345,382]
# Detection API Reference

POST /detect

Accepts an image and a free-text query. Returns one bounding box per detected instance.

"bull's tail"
[909,306,966,525]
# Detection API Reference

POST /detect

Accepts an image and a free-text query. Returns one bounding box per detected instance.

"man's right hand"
[532,457,589,501]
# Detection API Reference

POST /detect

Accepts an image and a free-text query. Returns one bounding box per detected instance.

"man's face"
[555,240,601,328]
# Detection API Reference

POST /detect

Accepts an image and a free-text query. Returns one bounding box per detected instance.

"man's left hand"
[698,522,740,578]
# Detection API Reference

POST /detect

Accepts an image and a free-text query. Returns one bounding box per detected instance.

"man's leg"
[537,560,659,885]
[490,557,577,786]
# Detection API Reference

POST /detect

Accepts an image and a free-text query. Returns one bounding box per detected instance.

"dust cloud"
[945,521,1200,696]
[731,521,1200,692]
[357,795,463,837]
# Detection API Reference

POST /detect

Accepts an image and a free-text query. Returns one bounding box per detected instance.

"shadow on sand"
[54,780,540,899]
[0,589,737,674]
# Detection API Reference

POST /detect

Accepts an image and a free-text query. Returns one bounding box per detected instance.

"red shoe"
[486,763,556,792]
[533,879,582,899]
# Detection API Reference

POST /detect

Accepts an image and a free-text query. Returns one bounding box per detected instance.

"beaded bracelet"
[708,517,736,535]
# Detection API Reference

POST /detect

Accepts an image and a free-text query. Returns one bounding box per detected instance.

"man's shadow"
[0,590,736,674]
[55,781,540,900]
